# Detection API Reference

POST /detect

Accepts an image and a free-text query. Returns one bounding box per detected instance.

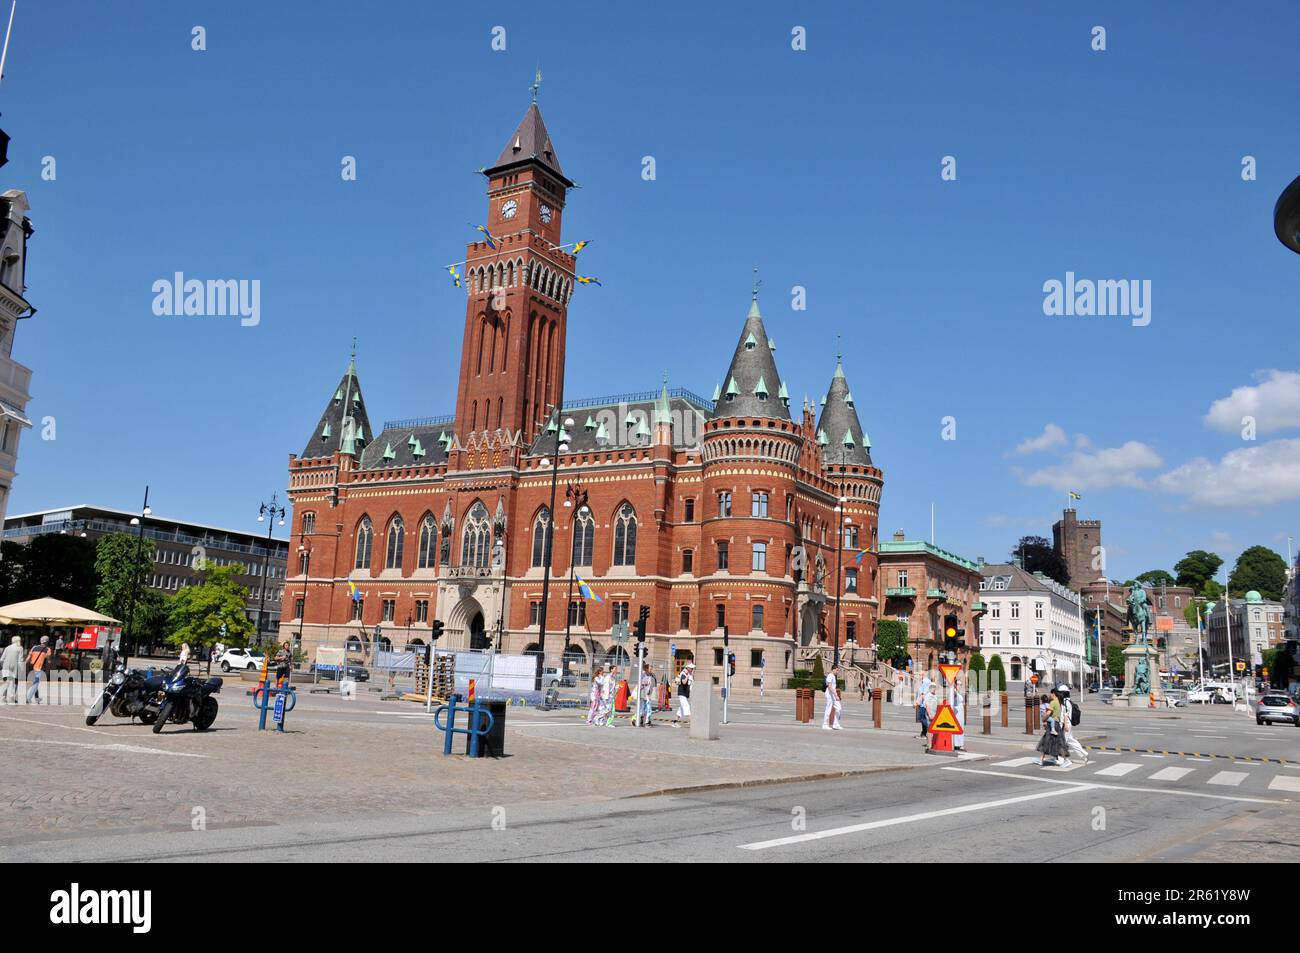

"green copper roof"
[712,382,721,401]
[842,430,855,448]
[585,415,596,431]
[321,422,332,439]
[816,428,827,445]
[725,376,739,397]
[744,332,758,350]
[753,375,768,398]
[778,381,789,402]
[382,442,395,461]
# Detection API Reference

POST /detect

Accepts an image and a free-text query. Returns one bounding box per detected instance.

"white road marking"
[0,712,117,736]
[1093,762,1141,777]
[1207,771,1248,787]
[942,766,1283,804]
[738,784,1095,850]
[1141,754,1165,759]
[0,737,207,757]
[1148,767,1193,782]
[1187,735,1227,739]
[1267,776,1300,792]
[993,757,1038,768]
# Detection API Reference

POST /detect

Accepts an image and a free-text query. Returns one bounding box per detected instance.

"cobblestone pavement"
[0,690,960,850]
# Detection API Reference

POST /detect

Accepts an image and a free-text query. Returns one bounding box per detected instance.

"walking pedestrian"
[586,666,605,725]
[25,635,51,704]
[916,671,933,736]
[0,635,21,704]
[1058,684,1088,763]
[822,663,843,730]
[639,664,656,726]
[674,662,693,724]
[604,666,620,727]
[1036,688,1068,766]
[177,642,192,667]
[952,681,966,751]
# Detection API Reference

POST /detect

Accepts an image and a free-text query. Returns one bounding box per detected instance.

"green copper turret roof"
[714,294,791,421]
[817,356,872,466]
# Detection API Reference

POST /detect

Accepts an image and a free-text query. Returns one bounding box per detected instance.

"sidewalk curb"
[626,754,991,799]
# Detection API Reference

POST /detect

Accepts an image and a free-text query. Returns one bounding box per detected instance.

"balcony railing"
[3,518,287,561]
[885,586,916,597]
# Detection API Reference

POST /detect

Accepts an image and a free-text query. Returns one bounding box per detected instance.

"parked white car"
[217,647,266,672]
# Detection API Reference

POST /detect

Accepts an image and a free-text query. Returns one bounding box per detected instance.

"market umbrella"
[0,597,120,627]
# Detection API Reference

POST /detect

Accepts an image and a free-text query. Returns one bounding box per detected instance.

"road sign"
[927,701,962,734]
[938,663,961,685]
[1235,661,1246,671]
[273,691,286,724]
[612,622,629,643]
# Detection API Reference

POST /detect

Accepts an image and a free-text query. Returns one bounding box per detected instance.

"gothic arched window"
[417,514,437,569]
[385,516,404,570]
[573,509,594,566]
[612,503,637,567]
[531,508,553,568]
[461,502,491,568]
[354,517,373,570]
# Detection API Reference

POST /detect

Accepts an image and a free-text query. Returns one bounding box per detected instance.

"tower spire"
[530,66,542,103]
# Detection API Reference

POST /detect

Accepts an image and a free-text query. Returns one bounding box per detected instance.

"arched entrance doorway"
[1010,656,1022,681]
[469,611,488,651]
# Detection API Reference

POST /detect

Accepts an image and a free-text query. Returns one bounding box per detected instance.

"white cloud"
[1020,440,1164,492]
[1010,423,1067,456]
[1204,370,1300,434]
[1154,437,1300,506]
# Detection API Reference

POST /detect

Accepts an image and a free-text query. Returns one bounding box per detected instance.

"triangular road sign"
[928,701,962,734]
[939,664,961,684]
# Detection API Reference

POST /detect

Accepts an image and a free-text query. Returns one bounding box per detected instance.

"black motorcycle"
[152,664,222,733]
[85,664,166,726]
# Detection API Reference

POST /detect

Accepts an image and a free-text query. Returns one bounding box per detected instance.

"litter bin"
[467,699,507,758]
[795,688,813,723]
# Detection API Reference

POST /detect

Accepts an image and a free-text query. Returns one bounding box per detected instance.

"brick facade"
[277,104,884,687]
[1052,508,1101,589]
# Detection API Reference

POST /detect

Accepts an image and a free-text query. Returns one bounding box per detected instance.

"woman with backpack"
[1058,684,1088,764]
[1036,688,1068,766]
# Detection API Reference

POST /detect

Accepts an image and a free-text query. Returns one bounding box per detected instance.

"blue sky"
[6,0,1300,580]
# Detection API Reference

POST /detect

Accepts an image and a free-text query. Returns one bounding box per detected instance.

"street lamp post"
[562,481,589,673]
[295,536,311,651]
[120,486,152,666]
[256,493,286,650]
[534,407,574,690]
[492,505,507,651]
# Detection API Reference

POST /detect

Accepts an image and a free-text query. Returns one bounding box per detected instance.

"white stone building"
[0,190,34,527]
[978,562,1086,688]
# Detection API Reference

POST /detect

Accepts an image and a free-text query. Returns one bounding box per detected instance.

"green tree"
[167,563,255,654]
[1012,536,1069,586]
[875,619,909,665]
[1228,546,1287,601]
[1135,569,1175,588]
[1200,578,1224,601]
[0,535,99,606]
[1106,644,1125,681]
[1174,550,1223,592]
[95,532,157,627]
[987,654,1006,691]
[967,652,986,672]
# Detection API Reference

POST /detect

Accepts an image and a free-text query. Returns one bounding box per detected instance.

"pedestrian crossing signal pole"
[634,605,649,727]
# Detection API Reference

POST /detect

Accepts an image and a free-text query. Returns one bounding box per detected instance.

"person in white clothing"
[1057,684,1088,763]
[674,662,693,724]
[822,664,843,730]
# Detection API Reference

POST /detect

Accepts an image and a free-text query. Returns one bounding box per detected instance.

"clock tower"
[452,102,576,467]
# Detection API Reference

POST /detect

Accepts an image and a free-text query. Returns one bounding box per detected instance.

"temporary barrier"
[433,693,499,758]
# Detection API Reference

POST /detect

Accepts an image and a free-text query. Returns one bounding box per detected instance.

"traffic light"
[722,624,730,648]
[942,613,959,652]
[430,619,444,642]
[634,605,649,643]
[727,651,736,677]
[955,627,966,650]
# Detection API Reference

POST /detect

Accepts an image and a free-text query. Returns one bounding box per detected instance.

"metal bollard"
[872,688,882,729]
[1034,700,1042,731]
[1000,691,1008,727]
[983,701,992,735]
[1025,698,1035,735]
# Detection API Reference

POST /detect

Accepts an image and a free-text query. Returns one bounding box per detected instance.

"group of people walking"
[0,635,51,704]
[585,660,696,727]
[1036,684,1088,766]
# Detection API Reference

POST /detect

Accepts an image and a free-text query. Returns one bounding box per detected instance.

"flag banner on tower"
[854,549,868,564]
[1069,490,1082,500]
[473,224,497,249]
[577,576,603,603]
[572,240,590,254]
[448,264,461,287]
[348,581,360,602]
[576,275,601,286]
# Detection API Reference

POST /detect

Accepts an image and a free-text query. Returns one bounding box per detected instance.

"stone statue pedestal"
[1113,642,1158,708]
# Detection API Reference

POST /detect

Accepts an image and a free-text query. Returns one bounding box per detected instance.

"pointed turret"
[816,356,871,466]
[713,294,790,420]
[302,353,373,459]
[484,102,573,187]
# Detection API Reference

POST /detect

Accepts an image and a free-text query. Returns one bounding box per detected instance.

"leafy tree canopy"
[1174,550,1223,592]
[1012,536,1069,587]
[1228,546,1287,601]
[1135,569,1175,588]
[167,563,255,651]
[875,619,909,665]
[94,533,156,626]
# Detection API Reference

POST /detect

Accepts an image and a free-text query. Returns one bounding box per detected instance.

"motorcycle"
[85,664,166,726]
[152,664,222,733]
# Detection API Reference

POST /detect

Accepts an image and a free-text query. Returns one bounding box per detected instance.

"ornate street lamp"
[120,487,152,665]
[1275,174,1300,255]
[562,480,589,671]
[255,493,286,649]
[534,409,574,689]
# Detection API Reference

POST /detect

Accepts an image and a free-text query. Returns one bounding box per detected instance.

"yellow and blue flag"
[448,264,461,287]
[572,240,590,255]
[348,580,361,602]
[854,548,869,564]
[576,275,601,286]
[472,224,497,249]
[576,575,603,603]
[1069,491,1082,501]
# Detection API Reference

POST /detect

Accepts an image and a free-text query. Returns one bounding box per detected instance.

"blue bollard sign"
[273,691,286,724]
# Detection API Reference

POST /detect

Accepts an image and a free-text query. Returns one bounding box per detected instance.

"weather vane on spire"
[752,265,761,301]
[530,66,542,103]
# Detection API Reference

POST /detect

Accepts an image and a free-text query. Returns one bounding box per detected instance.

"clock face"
[539,204,553,224]
[500,199,518,220]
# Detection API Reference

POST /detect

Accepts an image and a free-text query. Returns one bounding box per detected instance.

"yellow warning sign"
[938,664,961,685]
[928,701,962,734]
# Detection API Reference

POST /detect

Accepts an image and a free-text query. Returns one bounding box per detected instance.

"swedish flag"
[576,575,603,603]
[572,240,590,255]
[448,264,461,288]
[472,224,497,249]
[576,275,602,286]
[1069,491,1082,501]
[348,581,361,602]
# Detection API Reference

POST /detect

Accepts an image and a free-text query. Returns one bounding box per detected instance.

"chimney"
[892,529,905,542]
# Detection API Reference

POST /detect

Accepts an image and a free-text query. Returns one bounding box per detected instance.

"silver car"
[1255,694,1300,726]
